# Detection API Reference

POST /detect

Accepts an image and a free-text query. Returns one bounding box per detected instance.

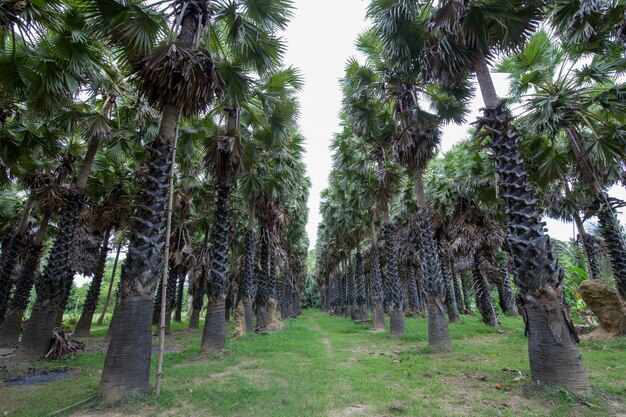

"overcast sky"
[281,0,626,249]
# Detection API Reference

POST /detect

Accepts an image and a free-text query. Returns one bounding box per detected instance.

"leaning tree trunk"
[472,266,498,327]
[255,227,271,329]
[241,228,255,333]
[565,128,625,294]
[0,235,27,325]
[597,208,626,299]
[474,79,589,391]
[96,242,122,326]
[174,269,186,323]
[201,183,231,353]
[74,228,111,336]
[100,105,177,402]
[417,209,451,349]
[0,193,34,324]
[0,244,41,347]
[383,223,405,337]
[19,191,83,359]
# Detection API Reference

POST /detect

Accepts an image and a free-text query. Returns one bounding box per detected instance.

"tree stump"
[579,280,626,340]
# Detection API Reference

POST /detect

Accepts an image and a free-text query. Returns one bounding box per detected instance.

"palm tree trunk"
[472,266,498,326]
[75,228,111,336]
[164,265,179,334]
[382,222,405,337]
[100,103,179,402]
[96,241,122,326]
[354,250,367,320]
[441,257,460,322]
[346,261,356,320]
[369,223,386,331]
[189,268,206,329]
[0,192,34,323]
[0,213,50,347]
[405,262,420,313]
[18,191,83,358]
[255,227,271,328]
[461,271,473,314]
[451,268,464,315]
[242,199,256,333]
[174,270,185,323]
[200,183,231,352]
[477,96,589,391]
[412,165,451,346]
[564,129,622,288]
[498,258,518,316]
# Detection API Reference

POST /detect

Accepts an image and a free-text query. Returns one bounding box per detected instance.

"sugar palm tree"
[424,0,590,391]
[496,30,626,298]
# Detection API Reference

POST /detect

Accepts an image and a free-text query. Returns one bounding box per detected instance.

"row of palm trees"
[317,0,624,394]
[0,0,309,403]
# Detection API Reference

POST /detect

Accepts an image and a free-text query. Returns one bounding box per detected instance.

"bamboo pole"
[155,112,181,395]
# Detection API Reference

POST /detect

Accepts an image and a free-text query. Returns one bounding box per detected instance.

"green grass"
[1,311,624,417]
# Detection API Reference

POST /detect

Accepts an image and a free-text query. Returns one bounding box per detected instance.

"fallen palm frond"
[45,330,85,360]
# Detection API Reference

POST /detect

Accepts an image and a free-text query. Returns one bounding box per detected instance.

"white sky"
[282,0,626,249]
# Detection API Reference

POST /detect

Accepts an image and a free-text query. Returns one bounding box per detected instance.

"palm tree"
[496,30,626,298]
[425,0,590,390]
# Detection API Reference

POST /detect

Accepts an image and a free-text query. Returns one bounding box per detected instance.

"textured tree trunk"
[383,223,405,337]
[597,208,626,299]
[461,271,473,314]
[255,227,271,328]
[406,263,420,313]
[201,183,231,351]
[498,258,518,316]
[164,265,179,334]
[441,258,460,322]
[417,209,451,349]
[174,271,185,323]
[478,99,589,392]
[100,296,153,402]
[354,251,367,320]
[472,266,498,327]
[451,268,464,315]
[346,261,357,320]
[0,192,35,323]
[100,102,178,401]
[242,224,255,333]
[19,191,83,358]
[96,242,122,326]
[75,228,111,336]
[201,296,226,353]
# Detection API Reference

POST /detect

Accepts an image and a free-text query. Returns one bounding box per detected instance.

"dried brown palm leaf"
[134,44,223,118]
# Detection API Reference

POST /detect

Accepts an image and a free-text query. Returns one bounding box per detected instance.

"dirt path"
[308,314,334,356]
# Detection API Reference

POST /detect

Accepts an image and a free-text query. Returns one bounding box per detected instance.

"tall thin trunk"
[477,95,589,391]
[74,228,111,336]
[354,250,367,320]
[201,183,231,353]
[498,257,518,316]
[96,241,122,326]
[164,265,179,334]
[461,271,473,314]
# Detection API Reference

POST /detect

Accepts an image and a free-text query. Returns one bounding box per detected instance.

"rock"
[579,280,626,340]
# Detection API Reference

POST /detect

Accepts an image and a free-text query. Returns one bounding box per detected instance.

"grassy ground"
[0,310,624,417]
